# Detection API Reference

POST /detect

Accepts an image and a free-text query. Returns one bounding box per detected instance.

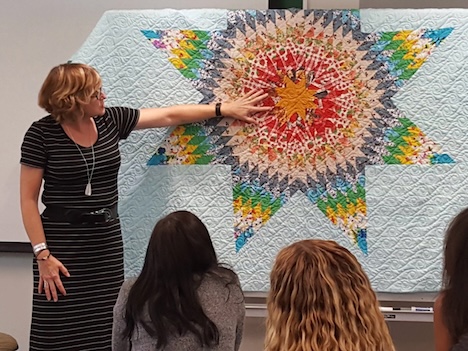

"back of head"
[38,62,101,123]
[124,211,228,348]
[442,208,468,341]
[143,210,218,281]
[265,239,395,351]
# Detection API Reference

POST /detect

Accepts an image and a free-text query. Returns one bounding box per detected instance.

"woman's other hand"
[37,254,70,302]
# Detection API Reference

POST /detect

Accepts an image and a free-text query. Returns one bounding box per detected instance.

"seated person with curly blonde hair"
[265,239,395,351]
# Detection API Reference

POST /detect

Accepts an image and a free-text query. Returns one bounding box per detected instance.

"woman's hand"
[221,90,272,124]
[37,254,70,302]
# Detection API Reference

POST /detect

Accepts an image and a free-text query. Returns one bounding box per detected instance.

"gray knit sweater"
[452,333,468,351]
[112,274,245,351]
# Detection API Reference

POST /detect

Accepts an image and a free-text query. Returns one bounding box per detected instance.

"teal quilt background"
[71,9,468,292]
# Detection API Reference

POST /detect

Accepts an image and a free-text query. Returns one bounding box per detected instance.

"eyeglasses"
[92,87,105,100]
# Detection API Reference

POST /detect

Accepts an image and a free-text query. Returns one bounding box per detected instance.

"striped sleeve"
[107,107,140,140]
[20,122,46,169]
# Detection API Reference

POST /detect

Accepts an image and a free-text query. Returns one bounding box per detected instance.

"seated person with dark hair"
[112,210,245,351]
[434,207,468,351]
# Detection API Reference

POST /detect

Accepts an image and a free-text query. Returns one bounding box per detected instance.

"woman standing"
[20,62,266,351]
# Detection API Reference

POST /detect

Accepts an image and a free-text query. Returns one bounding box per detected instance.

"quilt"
[71,8,468,293]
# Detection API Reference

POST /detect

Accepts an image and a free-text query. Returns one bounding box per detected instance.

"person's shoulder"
[35,115,55,123]
[102,106,138,115]
[453,332,468,351]
[98,106,138,122]
[24,116,57,137]
[434,292,445,312]
[202,268,242,291]
[200,269,244,307]
[121,277,137,292]
[214,266,239,281]
[29,115,57,128]
[103,106,118,114]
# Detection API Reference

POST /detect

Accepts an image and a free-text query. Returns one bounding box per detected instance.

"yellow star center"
[275,74,318,123]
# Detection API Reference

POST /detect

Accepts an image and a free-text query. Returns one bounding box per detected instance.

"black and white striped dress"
[20,107,140,351]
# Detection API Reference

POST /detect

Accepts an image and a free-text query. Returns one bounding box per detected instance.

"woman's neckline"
[61,117,99,148]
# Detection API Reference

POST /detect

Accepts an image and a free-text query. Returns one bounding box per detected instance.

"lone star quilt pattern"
[143,10,454,254]
[71,8,468,292]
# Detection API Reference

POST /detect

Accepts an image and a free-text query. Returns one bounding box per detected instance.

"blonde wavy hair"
[38,62,102,123]
[265,239,395,351]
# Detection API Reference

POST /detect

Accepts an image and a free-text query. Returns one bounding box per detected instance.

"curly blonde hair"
[38,62,102,123]
[265,239,395,351]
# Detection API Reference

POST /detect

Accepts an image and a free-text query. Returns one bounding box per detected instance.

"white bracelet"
[32,242,48,256]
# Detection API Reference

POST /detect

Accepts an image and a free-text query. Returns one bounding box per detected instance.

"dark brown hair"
[441,208,468,341]
[123,211,239,348]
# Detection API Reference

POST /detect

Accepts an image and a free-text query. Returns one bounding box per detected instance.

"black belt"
[42,204,119,224]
